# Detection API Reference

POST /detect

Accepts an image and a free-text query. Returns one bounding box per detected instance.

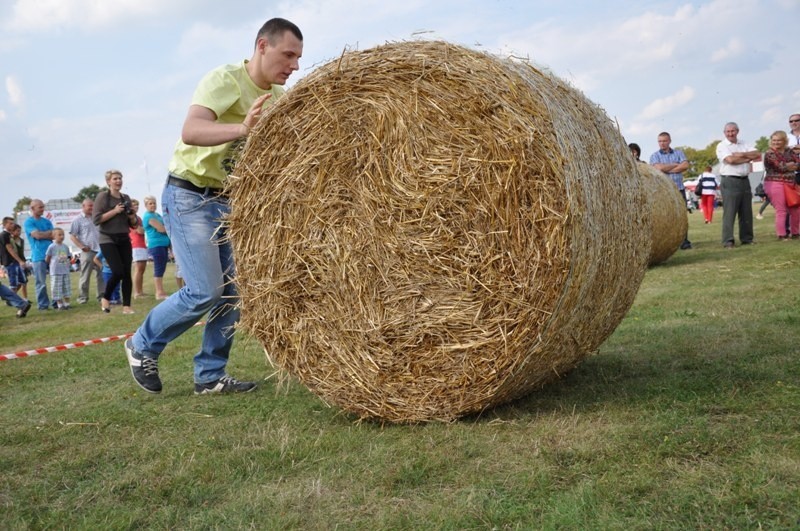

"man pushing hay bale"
[636,163,688,265]
[227,40,651,422]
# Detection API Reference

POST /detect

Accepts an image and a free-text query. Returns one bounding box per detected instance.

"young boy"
[45,228,73,310]
[6,223,28,300]
[93,250,121,304]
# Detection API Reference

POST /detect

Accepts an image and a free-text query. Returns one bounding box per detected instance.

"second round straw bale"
[636,163,688,265]
[227,40,651,422]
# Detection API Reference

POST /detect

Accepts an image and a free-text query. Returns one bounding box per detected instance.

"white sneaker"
[756,214,764,220]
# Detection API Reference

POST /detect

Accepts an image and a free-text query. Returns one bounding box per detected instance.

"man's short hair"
[658,132,671,139]
[3,216,14,225]
[256,18,302,48]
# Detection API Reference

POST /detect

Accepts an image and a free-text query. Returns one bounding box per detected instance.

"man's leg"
[77,250,93,303]
[131,186,229,361]
[1,282,26,309]
[193,210,240,385]
[127,184,256,394]
[32,261,49,309]
[739,181,754,244]
[679,189,691,248]
[720,178,736,246]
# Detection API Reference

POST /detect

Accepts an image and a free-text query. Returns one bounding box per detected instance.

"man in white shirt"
[788,115,800,184]
[715,122,762,248]
[788,113,800,149]
[69,198,105,304]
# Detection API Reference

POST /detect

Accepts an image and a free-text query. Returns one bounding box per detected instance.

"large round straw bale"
[637,163,688,265]
[227,40,651,422]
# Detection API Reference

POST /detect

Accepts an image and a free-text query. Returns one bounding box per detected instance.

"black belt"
[721,174,748,179]
[167,175,227,198]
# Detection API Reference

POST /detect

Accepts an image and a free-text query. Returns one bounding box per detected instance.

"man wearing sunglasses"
[788,114,800,149]
[788,116,800,181]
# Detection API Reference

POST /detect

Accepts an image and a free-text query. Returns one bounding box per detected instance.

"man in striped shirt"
[650,132,691,250]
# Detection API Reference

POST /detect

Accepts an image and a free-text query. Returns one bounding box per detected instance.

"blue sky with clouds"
[1,0,798,216]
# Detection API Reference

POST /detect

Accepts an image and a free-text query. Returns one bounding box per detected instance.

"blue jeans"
[102,270,121,302]
[131,183,239,384]
[32,260,50,310]
[0,282,27,310]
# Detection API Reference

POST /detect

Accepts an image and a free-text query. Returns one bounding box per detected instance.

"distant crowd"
[1,178,181,318]
[629,113,800,250]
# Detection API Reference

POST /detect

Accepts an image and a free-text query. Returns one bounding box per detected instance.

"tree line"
[12,184,107,214]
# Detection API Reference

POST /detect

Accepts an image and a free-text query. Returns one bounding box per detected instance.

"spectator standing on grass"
[124,17,303,395]
[696,166,719,224]
[8,224,28,299]
[650,132,692,249]
[23,199,53,310]
[763,130,800,240]
[93,250,121,304]
[788,113,800,151]
[69,198,105,304]
[787,113,800,187]
[716,122,762,248]
[93,169,139,315]
[760,113,800,229]
[129,199,149,298]
[45,228,72,310]
[142,195,171,300]
[2,217,27,299]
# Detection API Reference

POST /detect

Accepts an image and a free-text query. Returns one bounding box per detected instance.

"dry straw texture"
[227,40,651,422]
[637,163,688,265]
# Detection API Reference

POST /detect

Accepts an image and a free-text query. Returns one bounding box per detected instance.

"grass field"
[2,208,799,529]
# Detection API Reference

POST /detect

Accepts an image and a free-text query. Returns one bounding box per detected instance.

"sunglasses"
[790,119,800,123]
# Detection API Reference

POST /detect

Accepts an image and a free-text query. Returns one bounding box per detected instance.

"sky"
[2,0,799,217]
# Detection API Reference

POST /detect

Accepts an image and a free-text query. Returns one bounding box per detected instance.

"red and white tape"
[0,332,134,361]
[1,322,206,362]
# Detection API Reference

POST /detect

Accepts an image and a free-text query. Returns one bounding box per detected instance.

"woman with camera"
[92,169,139,314]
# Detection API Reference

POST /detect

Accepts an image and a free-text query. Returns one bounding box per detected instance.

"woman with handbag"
[763,131,800,240]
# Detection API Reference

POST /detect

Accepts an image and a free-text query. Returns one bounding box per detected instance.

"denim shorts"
[6,262,27,288]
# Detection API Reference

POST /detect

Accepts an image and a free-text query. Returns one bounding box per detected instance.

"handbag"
[755,182,766,198]
[784,182,800,208]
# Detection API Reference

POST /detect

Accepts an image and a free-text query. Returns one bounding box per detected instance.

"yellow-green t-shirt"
[168,60,284,188]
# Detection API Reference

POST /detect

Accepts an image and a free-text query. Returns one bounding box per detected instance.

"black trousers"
[100,233,133,306]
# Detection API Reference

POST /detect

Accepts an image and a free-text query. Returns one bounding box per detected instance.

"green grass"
[2,209,799,529]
